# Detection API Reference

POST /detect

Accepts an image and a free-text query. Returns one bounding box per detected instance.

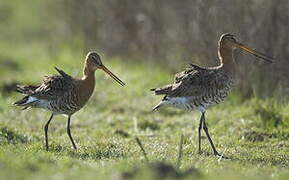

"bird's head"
[85,51,125,86]
[219,33,238,46]
[86,52,103,69]
[219,33,274,63]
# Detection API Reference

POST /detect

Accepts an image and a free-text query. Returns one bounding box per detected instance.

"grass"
[0,1,288,179]
[0,47,289,180]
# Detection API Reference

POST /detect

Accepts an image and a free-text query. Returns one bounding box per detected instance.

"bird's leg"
[44,113,54,151]
[201,112,222,156]
[67,115,77,150]
[198,113,204,154]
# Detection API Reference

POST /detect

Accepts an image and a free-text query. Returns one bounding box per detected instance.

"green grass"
[0,48,289,180]
[0,1,288,179]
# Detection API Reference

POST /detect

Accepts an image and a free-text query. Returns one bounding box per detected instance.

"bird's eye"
[91,56,97,61]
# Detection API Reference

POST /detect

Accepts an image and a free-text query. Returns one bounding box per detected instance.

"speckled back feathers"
[151,64,235,110]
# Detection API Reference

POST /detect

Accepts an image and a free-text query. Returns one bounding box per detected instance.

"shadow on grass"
[48,143,127,161]
[186,148,289,167]
[245,156,289,167]
[242,130,289,142]
[0,127,30,144]
[0,81,18,96]
[203,147,288,168]
[0,56,21,71]
[120,162,201,180]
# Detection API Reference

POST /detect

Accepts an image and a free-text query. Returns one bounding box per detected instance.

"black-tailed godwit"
[151,33,273,157]
[14,52,125,150]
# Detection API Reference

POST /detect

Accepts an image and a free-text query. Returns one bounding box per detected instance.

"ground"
[0,49,289,180]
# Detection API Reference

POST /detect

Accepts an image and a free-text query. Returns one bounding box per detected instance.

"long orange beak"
[235,42,274,63]
[101,66,125,86]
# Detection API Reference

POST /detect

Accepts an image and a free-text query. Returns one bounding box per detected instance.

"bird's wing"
[153,64,228,97]
[31,68,76,100]
[174,63,209,82]
[169,69,218,97]
[15,85,39,95]
[54,67,73,80]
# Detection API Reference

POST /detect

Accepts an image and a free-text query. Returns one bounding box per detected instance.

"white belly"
[164,97,206,112]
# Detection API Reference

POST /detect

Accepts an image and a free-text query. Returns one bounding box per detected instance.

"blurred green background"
[1,0,289,98]
[0,1,289,180]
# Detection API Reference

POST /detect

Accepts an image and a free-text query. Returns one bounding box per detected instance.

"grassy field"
[0,47,289,180]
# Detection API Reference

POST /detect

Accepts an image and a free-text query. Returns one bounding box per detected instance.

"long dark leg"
[44,113,54,151]
[67,115,77,150]
[198,114,204,154]
[202,112,221,156]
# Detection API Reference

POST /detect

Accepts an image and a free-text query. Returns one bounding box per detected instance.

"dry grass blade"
[135,136,149,163]
[176,134,184,168]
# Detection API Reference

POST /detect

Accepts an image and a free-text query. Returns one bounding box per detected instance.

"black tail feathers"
[13,96,29,106]
[13,96,32,110]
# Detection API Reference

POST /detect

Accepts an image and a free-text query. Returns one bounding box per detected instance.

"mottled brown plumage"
[151,33,274,157]
[14,52,125,150]
[153,65,233,104]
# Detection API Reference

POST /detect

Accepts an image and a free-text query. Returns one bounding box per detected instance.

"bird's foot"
[72,144,77,150]
[214,151,229,160]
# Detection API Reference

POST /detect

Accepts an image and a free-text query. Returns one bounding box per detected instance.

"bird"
[13,52,125,151]
[151,33,274,157]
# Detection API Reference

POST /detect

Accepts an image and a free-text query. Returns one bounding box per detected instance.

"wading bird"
[151,33,273,157]
[13,52,125,151]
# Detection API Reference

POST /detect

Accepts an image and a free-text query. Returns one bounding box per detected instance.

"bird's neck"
[79,64,96,105]
[82,68,95,84]
[218,43,237,76]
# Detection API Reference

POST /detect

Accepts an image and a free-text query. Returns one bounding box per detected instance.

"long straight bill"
[101,66,126,86]
[236,42,274,63]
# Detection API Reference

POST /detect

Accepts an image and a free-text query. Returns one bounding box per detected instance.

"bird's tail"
[152,103,161,111]
[13,96,38,110]
[150,85,172,96]
[152,100,168,111]
[13,84,39,110]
